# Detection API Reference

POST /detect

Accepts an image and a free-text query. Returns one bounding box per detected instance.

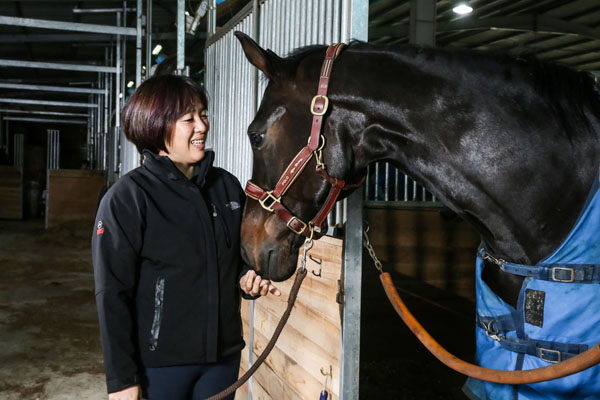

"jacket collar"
[142,149,215,188]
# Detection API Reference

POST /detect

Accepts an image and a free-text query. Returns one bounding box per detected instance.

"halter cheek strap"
[245,42,364,239]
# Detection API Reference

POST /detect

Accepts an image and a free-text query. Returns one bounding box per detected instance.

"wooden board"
[236,236,343,400]
[46,169,105,229]
[0,166,23,219]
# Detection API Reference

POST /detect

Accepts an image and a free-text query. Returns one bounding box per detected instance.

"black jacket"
[92,150,252,393]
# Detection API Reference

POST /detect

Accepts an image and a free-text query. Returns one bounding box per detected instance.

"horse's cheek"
[264,214,282,236]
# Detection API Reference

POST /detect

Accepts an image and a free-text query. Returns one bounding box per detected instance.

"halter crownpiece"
[245,42,363,239]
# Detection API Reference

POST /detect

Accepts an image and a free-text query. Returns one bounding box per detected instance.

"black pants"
[141,353,240,400]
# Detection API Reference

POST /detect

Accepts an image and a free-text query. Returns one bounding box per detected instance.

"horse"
[234,31,600,400]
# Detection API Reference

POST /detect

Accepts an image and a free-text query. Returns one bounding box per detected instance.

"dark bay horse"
[235,31,600,399]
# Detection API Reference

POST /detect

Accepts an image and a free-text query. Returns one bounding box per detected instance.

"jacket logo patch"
[96,221,105,235]
[225,201,240,211]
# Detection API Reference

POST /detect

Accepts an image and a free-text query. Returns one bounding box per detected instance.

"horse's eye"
[249,133,263,146]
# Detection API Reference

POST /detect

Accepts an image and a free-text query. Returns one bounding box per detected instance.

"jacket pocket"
[149,276,165,351]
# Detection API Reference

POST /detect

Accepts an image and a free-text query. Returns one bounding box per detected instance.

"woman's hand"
[108,385,140,400]
[240,270,281,297]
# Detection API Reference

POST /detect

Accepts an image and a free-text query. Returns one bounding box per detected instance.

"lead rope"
[362,226,600,384]
[205,239,312,400]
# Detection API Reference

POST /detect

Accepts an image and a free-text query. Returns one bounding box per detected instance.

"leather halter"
[245,42,362,239]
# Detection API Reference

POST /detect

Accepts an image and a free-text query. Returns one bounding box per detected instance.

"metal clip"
[300,238,314,271]
[483,321,503,342]
[314,135,326,170]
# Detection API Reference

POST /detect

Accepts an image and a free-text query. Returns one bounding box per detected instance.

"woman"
[92,75,279,400]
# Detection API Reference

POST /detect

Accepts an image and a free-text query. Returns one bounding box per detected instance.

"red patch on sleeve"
[96,227,104,235]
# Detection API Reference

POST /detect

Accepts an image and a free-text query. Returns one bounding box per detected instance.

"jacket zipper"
[149,276,165,351]
[212,203,231,247]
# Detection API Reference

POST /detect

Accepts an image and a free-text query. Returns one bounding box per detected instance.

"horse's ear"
[234,31,280,80]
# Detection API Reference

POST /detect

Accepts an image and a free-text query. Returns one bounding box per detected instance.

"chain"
[481,251,506,267]
[362,224,383,274]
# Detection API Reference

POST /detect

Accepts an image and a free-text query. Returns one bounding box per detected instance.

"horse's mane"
[283,40,600,139]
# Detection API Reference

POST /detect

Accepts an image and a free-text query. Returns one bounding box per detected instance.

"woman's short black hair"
[122,75,208,154]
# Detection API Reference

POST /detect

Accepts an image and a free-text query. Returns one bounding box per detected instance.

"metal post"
[136,0,142,85]
[177,0,186,75]
[13,133,24,167]
[0,111,3,149]
[119,3,141,176]
[116,12,123,176]
[341,2,368,399]
[145,0,152,79]
[122,2,127,105]
[46,130,60,170]
[88,94,94,165]
[409,0,437,46]
[208,0,216,37]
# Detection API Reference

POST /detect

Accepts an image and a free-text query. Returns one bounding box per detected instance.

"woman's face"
[163,104,209,166]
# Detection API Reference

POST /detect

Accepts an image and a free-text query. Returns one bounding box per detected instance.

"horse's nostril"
[265,249,275,279]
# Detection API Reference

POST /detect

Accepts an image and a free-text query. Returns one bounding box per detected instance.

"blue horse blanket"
[464,174,600,400]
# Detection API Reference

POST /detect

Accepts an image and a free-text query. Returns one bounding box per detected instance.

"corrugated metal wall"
[205,0,346,187]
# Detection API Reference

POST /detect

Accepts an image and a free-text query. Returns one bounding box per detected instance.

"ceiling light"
[452,2,473,15]
[152,44,163,55]
[127,81,134,88]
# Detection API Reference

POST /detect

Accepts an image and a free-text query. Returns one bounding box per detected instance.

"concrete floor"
[0,219,106,400]
[0,218,476,400]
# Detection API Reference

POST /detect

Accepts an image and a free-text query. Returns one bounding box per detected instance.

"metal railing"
[365,162,443,207]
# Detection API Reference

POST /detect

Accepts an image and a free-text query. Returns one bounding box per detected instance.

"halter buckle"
[286,217,308,235]
[310,95,329,116]
[258,191,280,213]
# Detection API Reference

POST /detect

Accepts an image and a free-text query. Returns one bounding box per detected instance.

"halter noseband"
[245,42,362,240]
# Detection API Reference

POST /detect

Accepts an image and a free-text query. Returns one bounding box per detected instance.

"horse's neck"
[332,48,600,264]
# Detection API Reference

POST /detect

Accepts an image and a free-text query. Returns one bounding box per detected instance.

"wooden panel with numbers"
[236,236,343,400]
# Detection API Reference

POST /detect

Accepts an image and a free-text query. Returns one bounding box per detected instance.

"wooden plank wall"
[237,236,343,400]
[46,170,105,229]
[0,166,23,219]
[364,207,480,300]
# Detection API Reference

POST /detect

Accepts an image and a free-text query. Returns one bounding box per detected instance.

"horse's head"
[235,32,359,281]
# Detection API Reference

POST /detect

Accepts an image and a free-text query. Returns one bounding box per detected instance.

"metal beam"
[0,98,98,108]
[73,7,136,13]
[369,14,600,41]
[0,82,105,95]
[3,116,87,125]
[0,32,206,43]
[0,109,88,117]
[0,15,136,36]
[0,59,117,73]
